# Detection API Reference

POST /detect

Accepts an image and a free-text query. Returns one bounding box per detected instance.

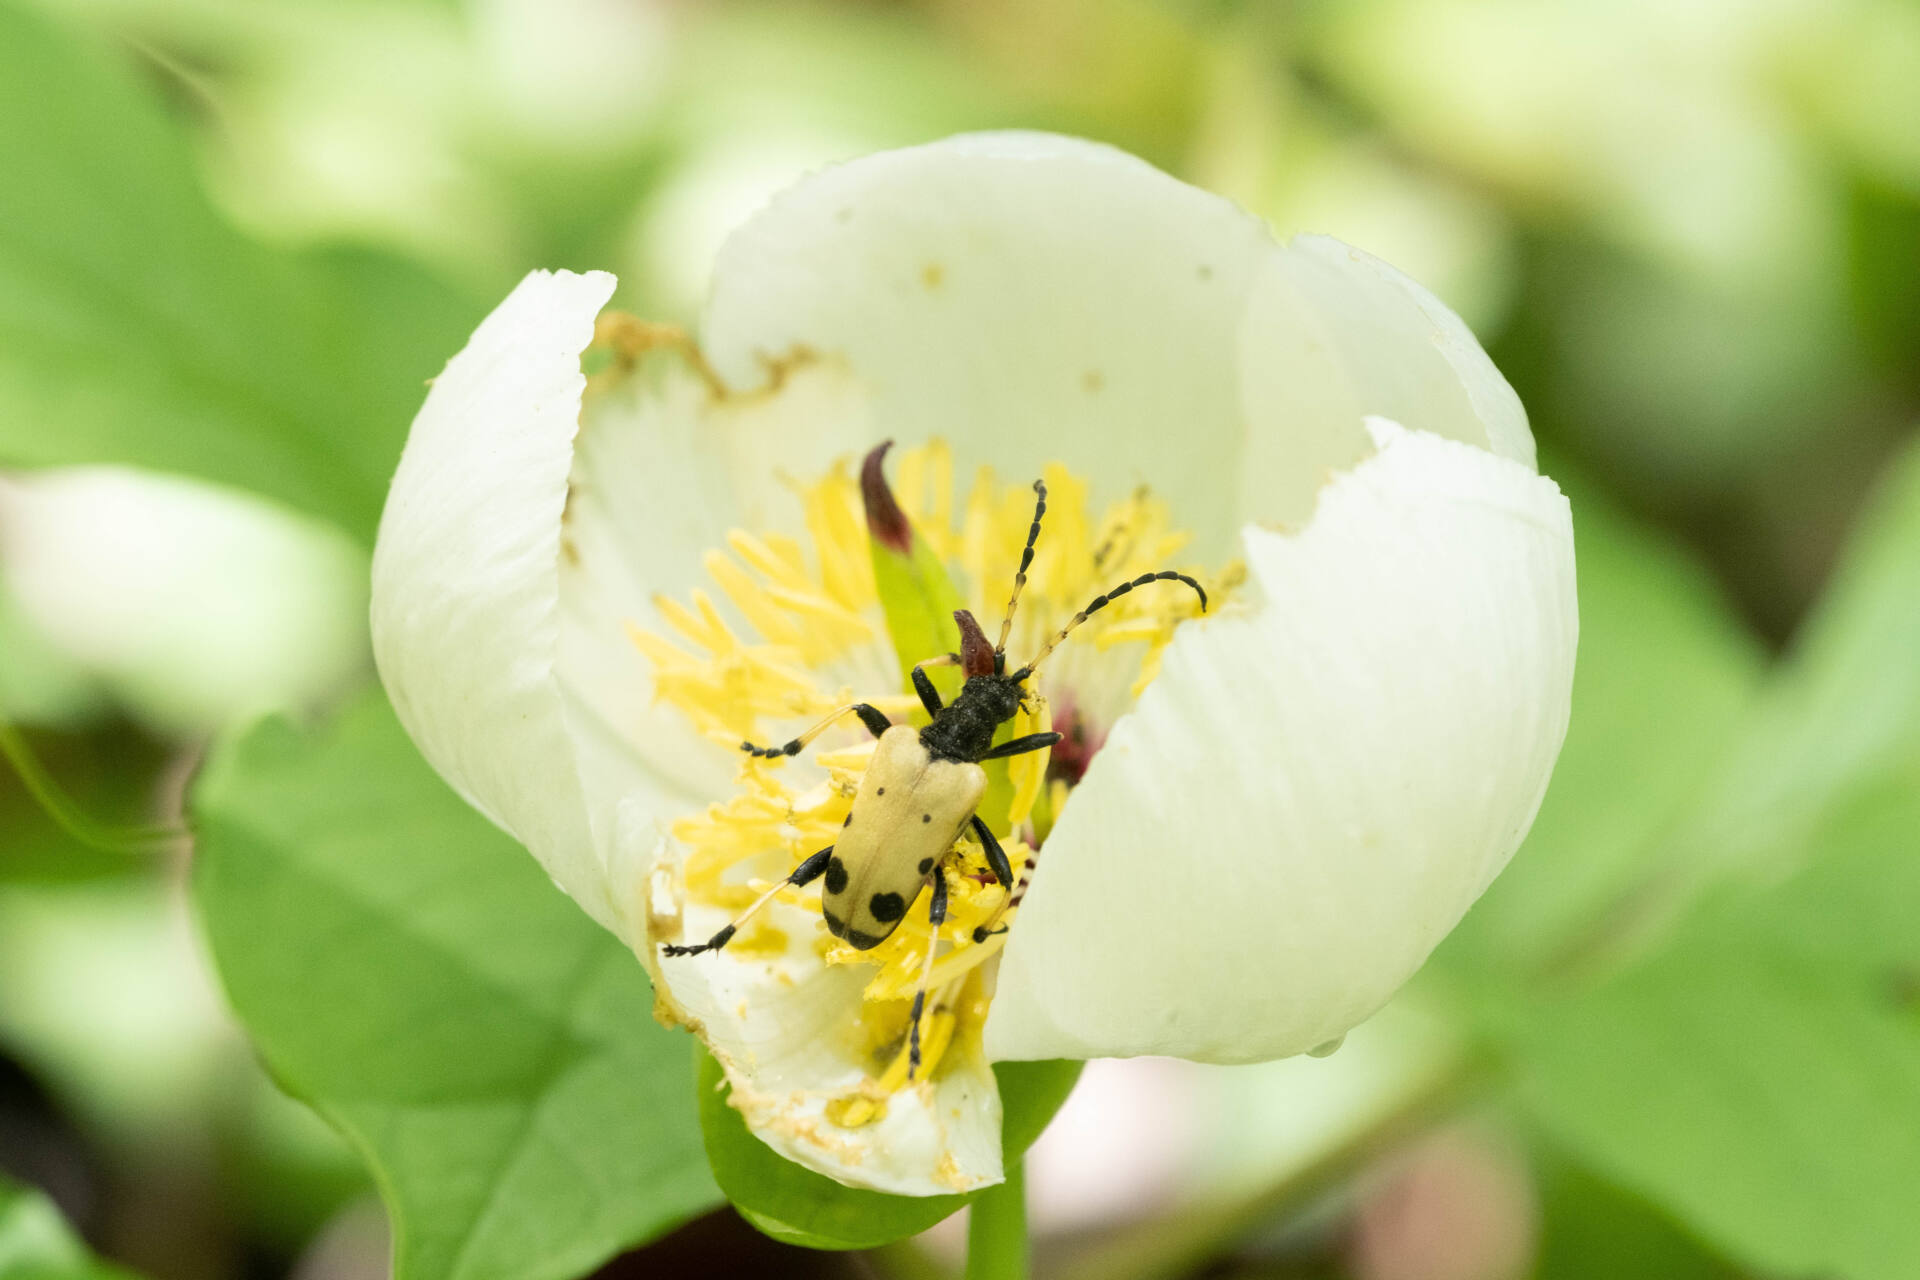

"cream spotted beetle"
[663,457,1206,1076]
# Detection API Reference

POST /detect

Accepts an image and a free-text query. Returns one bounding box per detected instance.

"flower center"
[633,442,1239,1120]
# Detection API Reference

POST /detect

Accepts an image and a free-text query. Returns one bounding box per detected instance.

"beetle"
[662,462,1206,1075]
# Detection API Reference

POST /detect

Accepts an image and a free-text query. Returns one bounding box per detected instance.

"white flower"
[370,133,1576,1197]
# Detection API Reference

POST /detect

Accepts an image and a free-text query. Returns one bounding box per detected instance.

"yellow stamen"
[1006,696,1051,831]
[634,442,1236,1116]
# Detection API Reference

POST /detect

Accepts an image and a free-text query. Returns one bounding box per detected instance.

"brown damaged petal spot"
[751,344,823,398]
[588,310,827,408]
[589,312,728,399]
[651,986,692,1031]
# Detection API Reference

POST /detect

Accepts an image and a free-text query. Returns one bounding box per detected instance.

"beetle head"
[954,609,997,679]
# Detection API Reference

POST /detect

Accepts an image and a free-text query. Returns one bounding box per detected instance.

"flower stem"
[0,718,185,855]
[965,1159,1028,1280]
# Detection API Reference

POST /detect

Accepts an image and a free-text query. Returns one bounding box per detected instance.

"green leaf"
[1530,1147,1738,1280]
[1440,474,1763,976]
[0,4,482,544]
[191,691,720,1280]
[1674,433,1920,874]
[0,1174,140,1280]
[0,721,174,883]
[1502,781,1920,1280]
[698,1048,1081,1250]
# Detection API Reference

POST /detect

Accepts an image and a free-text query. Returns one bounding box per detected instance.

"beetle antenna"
[1010,570,1207,682]
[995,479,1047,655]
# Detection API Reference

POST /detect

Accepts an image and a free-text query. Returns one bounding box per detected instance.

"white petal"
[699,132,1537,555]
[374,271,1001,1192]
[655,836,1004,1197]
[1234,236,1535,529]
[558,357,897,807]
[1288,235,1532,469]
[557,366,746,811]
[985,421,1576,1063]
[563,132,1538,654]
[372,269,688,939]
[700,131,1274,558]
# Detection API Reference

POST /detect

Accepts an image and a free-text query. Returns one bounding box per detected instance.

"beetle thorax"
[920,674,1025,762]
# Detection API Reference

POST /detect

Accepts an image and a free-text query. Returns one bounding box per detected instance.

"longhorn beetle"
[663,462,1207,1077]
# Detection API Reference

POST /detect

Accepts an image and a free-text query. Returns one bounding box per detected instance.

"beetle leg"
[661,846,833,956]
[740,702,892,758]
[907,867,950,1081]
[976,730,1063,762]
[787,846,834,886]
[910,653,957,718]
[971,850,1038,943]
[968,813,1015,889]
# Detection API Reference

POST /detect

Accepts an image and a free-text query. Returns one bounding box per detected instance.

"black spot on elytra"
[921,813,931,823]
[842,813,852,827]
[918,858,934,875]
[869,892,906,923]
[824,910,847,937]
[876,786,885,796]
[824,857,849,895]
[847,927,885,950]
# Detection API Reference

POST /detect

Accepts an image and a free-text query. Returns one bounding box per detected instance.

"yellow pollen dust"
[634,442,1235,1115]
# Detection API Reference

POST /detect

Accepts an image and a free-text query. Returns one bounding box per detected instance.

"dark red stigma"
[1045,701,1104,787]
[860,440,912,554]
[954,609,996,678]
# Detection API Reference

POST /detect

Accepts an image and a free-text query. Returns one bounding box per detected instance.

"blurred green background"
[2,1,1917,1278]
